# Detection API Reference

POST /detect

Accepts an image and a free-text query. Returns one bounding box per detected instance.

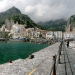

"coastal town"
[0,1,75,75]
[0,19,62,43]
[0,18,75,44]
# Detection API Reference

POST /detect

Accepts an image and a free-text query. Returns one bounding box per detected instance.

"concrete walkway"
[56,42,75,75]
[0,42,60,75]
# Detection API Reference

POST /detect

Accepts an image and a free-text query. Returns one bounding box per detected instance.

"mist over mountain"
[1,6,75,31]
[38,19,67,31]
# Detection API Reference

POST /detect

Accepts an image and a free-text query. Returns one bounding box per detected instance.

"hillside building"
[10,22,25,38]
[46,31,53,39]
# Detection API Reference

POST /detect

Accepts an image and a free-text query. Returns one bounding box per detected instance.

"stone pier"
[0,42,60,75]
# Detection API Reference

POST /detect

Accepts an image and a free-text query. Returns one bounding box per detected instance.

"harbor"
[0,0,75,75]
[0,41,75,75]
[0,42,49,64]
[0,42,60,75]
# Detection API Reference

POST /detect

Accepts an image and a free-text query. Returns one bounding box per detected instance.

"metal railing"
[49,42,62,75]
[63,42,73,75]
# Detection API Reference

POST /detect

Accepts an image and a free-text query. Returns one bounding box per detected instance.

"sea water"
[0,42,50,64]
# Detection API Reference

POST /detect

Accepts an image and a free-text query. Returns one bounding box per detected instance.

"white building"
[26,28,42,39]
[26,28,35,39]
[10,22,25,38]
[33,31,41,38]
[54,31,62,39]
[46,31,53,39]
[64,32,75,40]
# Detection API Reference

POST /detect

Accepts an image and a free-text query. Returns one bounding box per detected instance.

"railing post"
[58,46,61,64]
[60,44,61,55]
[52,54,56,75]
[60,40,63,50]
[60,43,62,51]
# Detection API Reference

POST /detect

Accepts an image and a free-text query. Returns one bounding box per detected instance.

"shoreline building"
[46,31,53,39]
[10,22,25,38]
[64,32,75,40]
[46,31,62,40]
[54,31,62,40]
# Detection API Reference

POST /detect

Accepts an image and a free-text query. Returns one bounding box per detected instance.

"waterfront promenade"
[0,41,75,75]
[56,41,75,75]
[0,42,60,75]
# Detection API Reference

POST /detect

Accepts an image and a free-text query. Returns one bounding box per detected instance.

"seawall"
[0,42,60,75]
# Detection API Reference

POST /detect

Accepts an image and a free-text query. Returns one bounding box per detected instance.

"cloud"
[0,0,75,22]
[0,0,3,2]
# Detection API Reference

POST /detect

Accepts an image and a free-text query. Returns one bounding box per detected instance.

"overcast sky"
[0,0,75,23]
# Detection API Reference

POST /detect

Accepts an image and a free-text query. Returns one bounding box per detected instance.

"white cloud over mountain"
[0,0,75,22]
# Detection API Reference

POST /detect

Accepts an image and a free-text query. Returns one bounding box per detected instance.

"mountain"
[0,6,45,30]
[67,15,75,27]
[0,6,21,27]
[0,6,21,19]
[38,19,67,31]
[65,14,75,32]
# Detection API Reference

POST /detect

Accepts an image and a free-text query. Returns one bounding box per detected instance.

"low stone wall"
[0,42,60,75]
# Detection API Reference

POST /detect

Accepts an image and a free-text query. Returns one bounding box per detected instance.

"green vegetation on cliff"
[68,15,75,26]
[8,14,46,29]
[65,14,75,32]
[0,6,45,30]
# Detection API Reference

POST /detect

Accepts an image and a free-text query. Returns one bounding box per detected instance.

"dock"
[0,41,75,75]
[0,42,60,75]
[56,41,75,75]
